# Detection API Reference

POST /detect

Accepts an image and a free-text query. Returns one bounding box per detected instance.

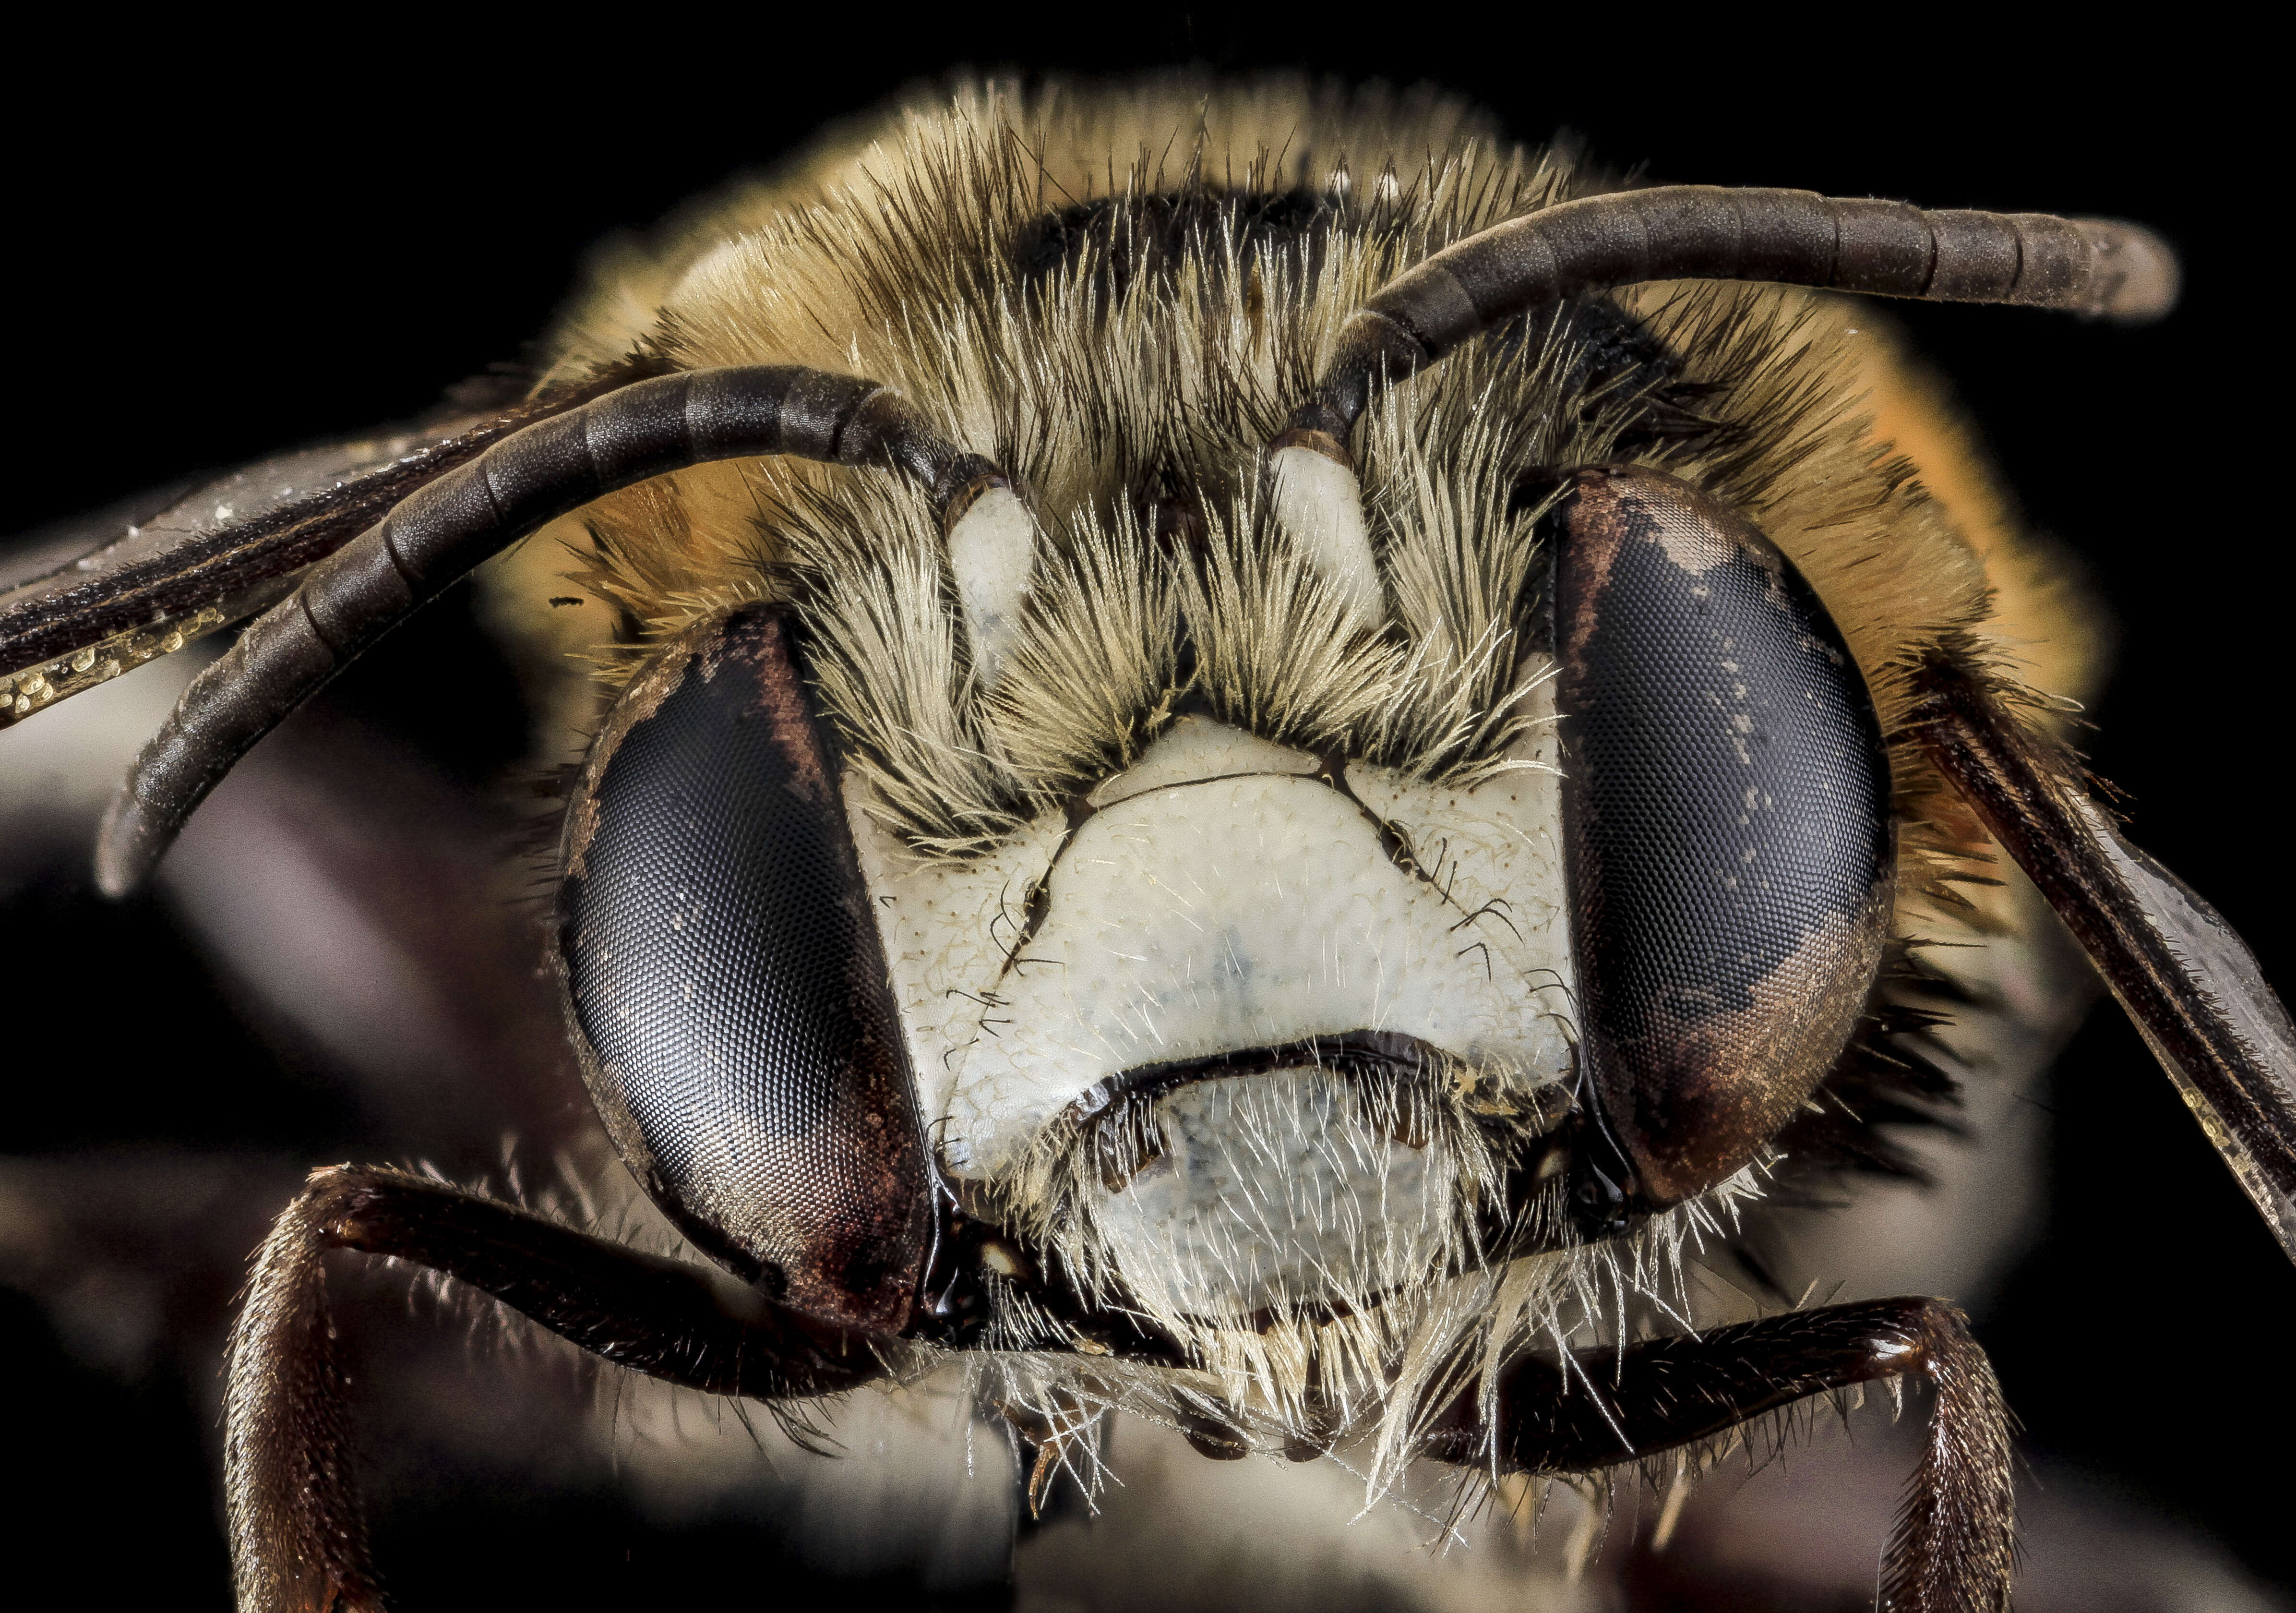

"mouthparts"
[1056,1030,1566,1194]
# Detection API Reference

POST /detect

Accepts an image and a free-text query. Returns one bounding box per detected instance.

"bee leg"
[1911,646,2296,1257]
[227,1164,885,1613]
[995,1392,1108,1522]
[1426,1297,2011,1612]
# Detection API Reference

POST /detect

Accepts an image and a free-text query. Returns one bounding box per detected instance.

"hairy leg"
[227,1164,886,1613]
[1427,1297,2011,1613]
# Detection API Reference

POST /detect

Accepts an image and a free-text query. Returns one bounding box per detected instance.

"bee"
[3,78,2286,1613]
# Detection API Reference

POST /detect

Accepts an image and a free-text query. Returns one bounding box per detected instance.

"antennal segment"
[1285,185,2179,447]
[98,366,986,897]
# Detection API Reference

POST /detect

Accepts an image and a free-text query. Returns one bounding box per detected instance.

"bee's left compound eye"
[556,604,930,1333]
[1555,467,1895,1212]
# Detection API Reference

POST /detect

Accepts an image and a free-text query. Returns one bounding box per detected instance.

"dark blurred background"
[3,14,2281,1610]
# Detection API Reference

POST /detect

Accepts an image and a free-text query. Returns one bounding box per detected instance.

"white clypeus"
[845,698,1577,1312]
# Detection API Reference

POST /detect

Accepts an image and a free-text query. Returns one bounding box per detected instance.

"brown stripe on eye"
[1555,465,1895,1207]
[556,604,933,1333]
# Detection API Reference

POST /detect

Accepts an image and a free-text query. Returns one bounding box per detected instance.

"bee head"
[535,168,2153,1357]
[549,447,1892,1357]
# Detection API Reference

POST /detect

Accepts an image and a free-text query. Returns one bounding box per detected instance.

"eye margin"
[553,601,934,1335]
[1548,463,1898,1224]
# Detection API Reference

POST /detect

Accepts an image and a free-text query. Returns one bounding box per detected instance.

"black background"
[4,12,2283,1606]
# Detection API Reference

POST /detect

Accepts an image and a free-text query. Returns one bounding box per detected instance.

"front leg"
[227,1165,885,1613]
[1427,1297,2011,1613]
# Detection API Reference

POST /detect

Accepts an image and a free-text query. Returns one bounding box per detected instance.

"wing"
[0,364,650,729]
[1914,647,2296,1259]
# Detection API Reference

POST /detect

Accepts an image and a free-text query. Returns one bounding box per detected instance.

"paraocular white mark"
[1268,445,1383,624]
[945,484,1039,683]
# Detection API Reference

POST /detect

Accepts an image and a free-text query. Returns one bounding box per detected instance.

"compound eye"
[1555,467,1894,1209]
[556,604,929,1332]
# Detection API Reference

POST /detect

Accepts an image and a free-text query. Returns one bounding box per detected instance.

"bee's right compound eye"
[1555,466,1896,1214]
[555,604,930,1333]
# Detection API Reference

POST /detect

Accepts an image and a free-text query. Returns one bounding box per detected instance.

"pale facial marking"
[944,484,1039,683]
[849,706,1575,1187]
[1267,446,1384,625]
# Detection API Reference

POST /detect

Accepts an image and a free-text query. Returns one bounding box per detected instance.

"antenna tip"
[95,788,164,898]
[2080,219,2181,323]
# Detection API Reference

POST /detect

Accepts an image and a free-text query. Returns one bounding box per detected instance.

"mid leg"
[227,1164,886,1613]
[1426,1298,2011,1613]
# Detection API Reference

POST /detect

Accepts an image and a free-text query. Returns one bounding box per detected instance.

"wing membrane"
[1914,649,2296,1258]
[0,365,649,728]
